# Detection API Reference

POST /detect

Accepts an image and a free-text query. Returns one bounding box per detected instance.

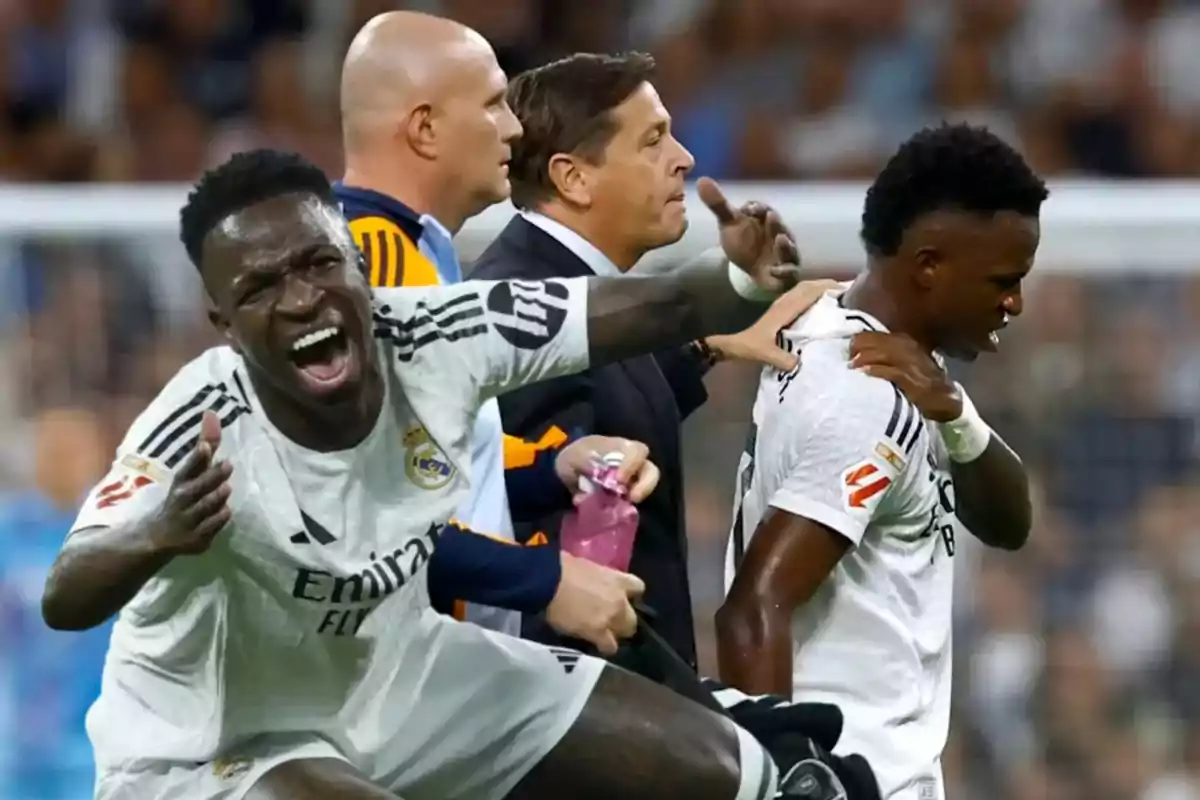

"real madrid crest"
[403,426,455,490]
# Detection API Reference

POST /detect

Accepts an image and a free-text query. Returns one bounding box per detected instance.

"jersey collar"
[520,210,622,277]
[333,182,424,244]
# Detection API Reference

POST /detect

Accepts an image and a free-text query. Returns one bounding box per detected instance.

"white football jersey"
[724,291,959,799]
[69,277,590,770]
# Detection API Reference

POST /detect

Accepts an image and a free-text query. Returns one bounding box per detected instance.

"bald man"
[336,11,650,649]
[339,10,518,233]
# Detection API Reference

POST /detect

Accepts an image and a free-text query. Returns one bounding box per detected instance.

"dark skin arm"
[585,263,781,365]
[850,332,1031,550]
[42,524,176,631]
[715,509,851,696]
[42,411,232,631]
[585,178,804,366]
[945,437,1030,550]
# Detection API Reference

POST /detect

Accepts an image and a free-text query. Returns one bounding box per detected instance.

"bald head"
[340,10,495,149]
[339,10,522,229]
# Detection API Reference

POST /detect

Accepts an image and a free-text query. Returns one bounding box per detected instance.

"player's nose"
[672,136,695,177]
[1002,291,1023,317]
[276,275,323,318]
[501,104,523,144]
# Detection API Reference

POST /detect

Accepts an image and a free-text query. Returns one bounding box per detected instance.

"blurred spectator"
[0,407,111,799]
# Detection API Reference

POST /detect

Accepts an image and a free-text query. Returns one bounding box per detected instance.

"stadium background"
[3,0,1200,798]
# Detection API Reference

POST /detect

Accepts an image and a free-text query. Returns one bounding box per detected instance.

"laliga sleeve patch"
[119,453,169,483]
[93,455,168,510]
[840,457,894,515]
[95,474,154,509]
[487,280,570,350]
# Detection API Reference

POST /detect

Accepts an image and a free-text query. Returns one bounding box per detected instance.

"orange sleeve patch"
[502,427,569,470]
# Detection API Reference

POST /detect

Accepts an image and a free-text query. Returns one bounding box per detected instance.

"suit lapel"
[499,217,596,278]
[501,218,683,453]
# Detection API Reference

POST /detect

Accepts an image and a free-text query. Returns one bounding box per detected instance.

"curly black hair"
[179,149,335,269]
[861,123,1048,258]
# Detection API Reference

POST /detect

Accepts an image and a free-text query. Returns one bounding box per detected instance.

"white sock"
[734,722,779,800]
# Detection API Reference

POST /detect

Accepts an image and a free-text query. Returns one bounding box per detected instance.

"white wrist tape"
[727,260,778,302]
[938,384,991,463]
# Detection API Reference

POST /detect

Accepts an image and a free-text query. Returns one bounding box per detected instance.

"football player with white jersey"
[40,148,840,800]
[717,124,1047,800]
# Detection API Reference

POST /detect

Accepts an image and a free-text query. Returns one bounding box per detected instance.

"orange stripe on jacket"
[444,520,550,620]
[348,215,440,288]
[503,427,569,470]
[447,518,518,622]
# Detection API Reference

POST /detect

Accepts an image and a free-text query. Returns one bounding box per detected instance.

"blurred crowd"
[2,0,1200,797]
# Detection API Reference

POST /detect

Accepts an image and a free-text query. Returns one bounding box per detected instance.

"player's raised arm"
[42,410,233,631]
[384,179,825,399]
[585,178,804,366]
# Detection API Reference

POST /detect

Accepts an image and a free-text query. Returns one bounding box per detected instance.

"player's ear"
[547,153,592,208]
[404,104,437,159]
[912,245,940,290]
[205,301,240,354]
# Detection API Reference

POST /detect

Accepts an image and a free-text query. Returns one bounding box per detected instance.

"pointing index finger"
[696,177,738,225]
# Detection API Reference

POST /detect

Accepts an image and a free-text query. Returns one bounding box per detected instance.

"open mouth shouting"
[288,324,357,395]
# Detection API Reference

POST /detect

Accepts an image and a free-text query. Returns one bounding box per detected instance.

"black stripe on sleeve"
[895,397,917,449]
[136,382,251,468]
[884,384,905,439]
[162,404,250,468]
[373,292,490,361]
[904,418,925,454]
[232,370,251,408]
[136,383,221,453]
[147,393,235,459]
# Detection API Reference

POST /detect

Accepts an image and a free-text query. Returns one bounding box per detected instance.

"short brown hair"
[506,52,656,210]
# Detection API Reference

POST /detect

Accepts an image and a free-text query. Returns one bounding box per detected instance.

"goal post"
[2,181,1199,272]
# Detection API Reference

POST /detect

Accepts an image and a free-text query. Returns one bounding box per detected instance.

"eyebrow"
[235,243,330,284]
[991,267,1030,281]
[644,119,668,138]
[232,264,279,290]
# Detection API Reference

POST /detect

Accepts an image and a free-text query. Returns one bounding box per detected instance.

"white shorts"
[93,603,606,800]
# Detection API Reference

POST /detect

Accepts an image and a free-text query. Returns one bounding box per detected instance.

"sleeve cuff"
[768,492,866,547]
[428,525,562,614]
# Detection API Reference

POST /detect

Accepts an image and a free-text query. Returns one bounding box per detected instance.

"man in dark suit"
[470,52,810,670]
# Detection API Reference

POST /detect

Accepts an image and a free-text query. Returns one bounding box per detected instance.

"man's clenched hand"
[554,435,660,503]
[545,553,644,655]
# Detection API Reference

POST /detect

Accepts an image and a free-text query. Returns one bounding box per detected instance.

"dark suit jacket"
[470,217,710,668]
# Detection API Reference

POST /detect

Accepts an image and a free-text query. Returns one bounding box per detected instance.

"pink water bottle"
[559,452,639,572]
